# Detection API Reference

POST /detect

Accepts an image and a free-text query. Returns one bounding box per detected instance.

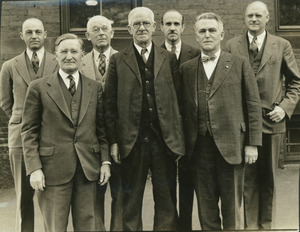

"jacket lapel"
[124,45,142,85]
[209,52,233,98]
[154,45,166,79]
[237,34,250,60]
[78,74,92,125]
[47,73,72,122]
[15,52,31,86]
[257,32,273,74]
[43,52,58,75]
[189,57,200,106]
[81,51,96,80]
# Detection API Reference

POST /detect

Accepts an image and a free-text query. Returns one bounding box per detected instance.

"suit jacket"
[161,42,200,66]
[105,43,185,159]
[0,51,58,148]
[21,72,109,186]
[80,47,118,89]
[225,32,300,133]
[180,52,262,164]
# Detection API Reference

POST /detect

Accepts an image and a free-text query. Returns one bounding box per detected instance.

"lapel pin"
[225,65,229,69]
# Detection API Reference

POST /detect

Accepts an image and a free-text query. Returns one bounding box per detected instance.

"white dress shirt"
[93,47,111,71]
[165,40,182,59]
[248,30,266,51]
[202,49,221,80]
[134,42,153,62]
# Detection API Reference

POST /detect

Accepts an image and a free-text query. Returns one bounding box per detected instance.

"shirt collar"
[165,40,182,52]
[59,69,80,83]
[134,42,152,55]
[248,30,266,50]
[201,49,221,62]
[26,47,45,62]
[94,47,111,63]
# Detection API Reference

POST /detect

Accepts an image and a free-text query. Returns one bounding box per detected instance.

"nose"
[32,31,37,38]
[205,30,210,37]
[66,51,73,60]
[170,23,175,30]
[139,23,146,30]
[251,15,257,21]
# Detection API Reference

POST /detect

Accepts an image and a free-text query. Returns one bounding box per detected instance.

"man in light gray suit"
[80,15,121,231]
[0,18,58,232]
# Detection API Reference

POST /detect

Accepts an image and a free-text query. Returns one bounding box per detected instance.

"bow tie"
[201,55,216,62]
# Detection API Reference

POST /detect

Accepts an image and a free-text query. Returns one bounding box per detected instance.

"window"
[276,0,300,31]
[61,0,142,36]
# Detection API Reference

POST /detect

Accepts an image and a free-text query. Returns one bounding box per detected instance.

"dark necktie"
[249,36,258,57]
[31,51,39,74]
[171,44,176,53]
[141,48,147,63]
[67,75,76,96]
[201,55,216,63]
[98,53,106,76]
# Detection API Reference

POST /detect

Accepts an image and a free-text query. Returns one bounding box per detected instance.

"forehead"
[23,20,44,31]
[163,11,182,23]
[195,19,219,30]
[90,20,110,29]
[57,39,81,50]
[246,3,267,15]
[131,12,152,22]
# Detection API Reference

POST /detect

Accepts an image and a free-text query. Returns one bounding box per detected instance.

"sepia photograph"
[0,0,299,231]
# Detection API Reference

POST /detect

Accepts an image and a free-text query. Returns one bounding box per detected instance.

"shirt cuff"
[102,161,111,165]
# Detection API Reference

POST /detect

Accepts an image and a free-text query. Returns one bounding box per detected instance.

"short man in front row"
[225,1,300,229]
[0,18,58,232]
[180,13,262,230]
[21,33,111,232]
[105,6,185,231]
[80,15,121,231]
[161,9,200,231]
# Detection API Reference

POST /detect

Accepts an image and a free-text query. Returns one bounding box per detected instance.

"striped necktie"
[98,53,106,76]
[67,75,76,95]
[31,51,39,74]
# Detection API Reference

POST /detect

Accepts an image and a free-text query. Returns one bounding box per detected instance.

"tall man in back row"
[160,9,200,231]
[105,6,185,231]
[225,1,300,229]
[0,18,58,232]
[80,15,121,231]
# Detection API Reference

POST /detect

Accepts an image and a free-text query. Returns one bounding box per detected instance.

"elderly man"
[21,33,110,232]
[161,9,200,231]
[105,6,185,231]
[180,13,262,230]
[225,1,300,229]
[80,15,121,231]
[0,18,58,232]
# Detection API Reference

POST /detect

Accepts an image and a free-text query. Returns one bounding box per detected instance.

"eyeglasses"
[132,21,151,29]
[91,26,110,34]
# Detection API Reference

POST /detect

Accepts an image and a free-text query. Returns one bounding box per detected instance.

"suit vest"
[25,52,46,80]
[197,60,217,136]
[59,75,82,126]
[248,35,267,75]
[134,45,161,139]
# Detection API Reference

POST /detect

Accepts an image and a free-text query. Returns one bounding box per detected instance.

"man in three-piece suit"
[80,15,121,231]
[180,13,262,230]
[225,1,300,229]
[21,33,111,232]
[160,9,200,231]
[0,18,58,232]
[105,6,185,231]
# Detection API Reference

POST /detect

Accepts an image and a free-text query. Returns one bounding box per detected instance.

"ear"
[110,30,114,39]
[152,22,156,33]
[85,32,91,41]
[20,32,24,41]
[220,30,225,41]
[181,23,186,32]
[127,25,133,35]
[160,23,164,32]
[43,31,48,39]
[266,14,270,23]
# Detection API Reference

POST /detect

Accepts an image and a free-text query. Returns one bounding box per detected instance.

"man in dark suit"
[225,1,300,229]
[21,33,110,232]
[180,13,262,230]
[105,6,185,231]
[0,18,58,232]
[80,15,121,231]
[160,9,200,231]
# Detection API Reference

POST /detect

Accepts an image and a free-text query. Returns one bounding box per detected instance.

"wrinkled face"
[86,20,114,52]
[245,2,269,36]
[128,12,156,47]
[20,19,47,51]
[195,19,224,54]
[161,11,185,44]
[55,39,84,74]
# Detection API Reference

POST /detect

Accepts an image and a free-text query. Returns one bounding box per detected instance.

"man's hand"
[111,143,121,164]
[245,145,258,164]
[30,169,45,191]
[99,164,111,186]
[267,106,286,123]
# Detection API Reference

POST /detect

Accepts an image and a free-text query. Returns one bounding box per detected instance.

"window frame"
[276,0,300,31]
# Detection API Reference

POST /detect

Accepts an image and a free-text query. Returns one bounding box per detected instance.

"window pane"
[102,0,132,27]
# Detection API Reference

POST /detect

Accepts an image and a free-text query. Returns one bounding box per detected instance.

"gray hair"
[195,12,224,32]
[128,7,155,25]
[87,15,114,32]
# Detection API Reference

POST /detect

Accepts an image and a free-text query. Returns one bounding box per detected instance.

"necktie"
[98,53,106,76]
[171,44,176,53]
[249,36,258,57]
[31,51,39,74]
[201,55,216,63]
[141,48,147,63]
[67,75,76,96]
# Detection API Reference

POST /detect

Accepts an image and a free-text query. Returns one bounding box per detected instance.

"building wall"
[0,0,299,188]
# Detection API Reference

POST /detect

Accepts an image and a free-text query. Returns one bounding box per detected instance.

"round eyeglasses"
[132,21,151,29]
